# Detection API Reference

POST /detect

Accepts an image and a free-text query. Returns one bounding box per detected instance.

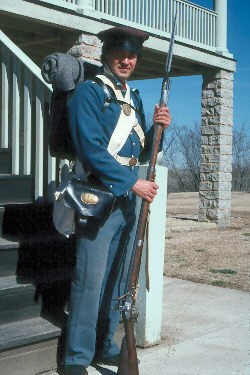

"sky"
[131,0,250,131]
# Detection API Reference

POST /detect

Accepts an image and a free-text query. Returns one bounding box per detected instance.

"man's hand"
[153,104,171,129]
[131,178,159,203]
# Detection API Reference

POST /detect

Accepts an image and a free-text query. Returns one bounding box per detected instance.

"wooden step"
[0,206,4,236]
[0,276,41,325]
[0,202,55,237]
[0,234,74,328]
[0,234,75,279]
[0,149,11,174]
[0,175,34,205]
[0,237,19,276]
[0,317,61,375]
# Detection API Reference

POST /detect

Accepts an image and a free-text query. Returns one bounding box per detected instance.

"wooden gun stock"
[117,318,139,375]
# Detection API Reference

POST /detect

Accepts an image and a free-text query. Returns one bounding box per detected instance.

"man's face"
[105,50,137,84]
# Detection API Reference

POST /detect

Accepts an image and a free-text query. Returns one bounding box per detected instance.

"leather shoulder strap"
[92,76,113,106]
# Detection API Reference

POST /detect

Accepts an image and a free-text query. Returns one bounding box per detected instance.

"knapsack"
[41,53,102,160]
[41,53,143,161]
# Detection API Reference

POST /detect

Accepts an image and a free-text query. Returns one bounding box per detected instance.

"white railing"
[175,0,216,47]
[0,30,56,201]
[38,0,217,49]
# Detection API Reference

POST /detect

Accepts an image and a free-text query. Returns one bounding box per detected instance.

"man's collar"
[103,65,127,91]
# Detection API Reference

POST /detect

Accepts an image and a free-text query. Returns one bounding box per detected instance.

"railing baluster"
[195,8,198,42]
[132,0,135,23]
[37,0,216,49]
[189,5,191,40]
[153,0,156,29]
[23,68,32,175]
[12,57,21,175]
[161,0,163,32]
[135,0,138,23]
[206,12,209,46]
[141,0,144,25]
[35,80,44,199]
[159,0,162,30]
[47,153,57,202]
[169,0,173,35]
[1,45,9,149]
[46,89,56,200]
[118,0,122,19]
[180,2,183,37]
[213,13,216,47]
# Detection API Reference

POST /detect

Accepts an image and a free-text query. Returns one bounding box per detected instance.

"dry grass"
[164,192,250,291]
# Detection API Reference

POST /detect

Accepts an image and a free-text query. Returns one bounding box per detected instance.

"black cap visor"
[104,38,142,55]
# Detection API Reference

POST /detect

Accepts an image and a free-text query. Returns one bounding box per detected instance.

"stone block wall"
[68,33,101,64]
[199,69,234,227]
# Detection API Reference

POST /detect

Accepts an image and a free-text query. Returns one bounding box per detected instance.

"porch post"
[214,0,229,55]
[76,0,95,11]
[199,69,234,228]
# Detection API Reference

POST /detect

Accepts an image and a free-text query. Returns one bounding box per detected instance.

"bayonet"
[160,10,178,107]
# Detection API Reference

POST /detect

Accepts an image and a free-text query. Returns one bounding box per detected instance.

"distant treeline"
[159,122,250,193]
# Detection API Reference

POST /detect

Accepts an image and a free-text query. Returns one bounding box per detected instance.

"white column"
[76,0,94,10]
[135,165,168,347]
[214,0,228,55]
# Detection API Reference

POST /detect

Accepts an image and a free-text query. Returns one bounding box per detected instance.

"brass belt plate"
[129,157,137,167]
[122,103,131,116]
[81,193,99,205]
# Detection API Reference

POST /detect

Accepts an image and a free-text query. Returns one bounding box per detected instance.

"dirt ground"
[164,192,250,291]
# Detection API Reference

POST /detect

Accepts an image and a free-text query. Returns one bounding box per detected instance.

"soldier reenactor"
[63,26,171,375]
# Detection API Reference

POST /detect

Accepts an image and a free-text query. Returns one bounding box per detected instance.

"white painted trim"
[1,46,9,148]
[12,58,21,175]
[0,29,52,91]
[35,81,45,199]
[38,0,77,11]
[0,0,235,71]
[145,37,235,72]
[23,69,32,175]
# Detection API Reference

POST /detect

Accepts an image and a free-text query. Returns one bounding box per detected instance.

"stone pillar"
[199,69,234,228]
[68,33,101,65]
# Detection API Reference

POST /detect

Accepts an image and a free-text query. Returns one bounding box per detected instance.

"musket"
[117,11,178,375]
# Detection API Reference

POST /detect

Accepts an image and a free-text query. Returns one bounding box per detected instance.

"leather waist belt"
[115,155,138,167]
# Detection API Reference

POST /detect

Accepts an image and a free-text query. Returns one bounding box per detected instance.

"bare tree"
[146,114,250,193]
[232,123,250,192]
[161,122,201,192]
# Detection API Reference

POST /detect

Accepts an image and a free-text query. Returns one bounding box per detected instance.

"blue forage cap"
[98,26,149,55]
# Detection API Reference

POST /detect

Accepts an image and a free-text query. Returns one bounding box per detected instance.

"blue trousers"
[64,195,136,367]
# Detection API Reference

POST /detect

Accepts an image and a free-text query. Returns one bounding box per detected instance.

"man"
[63,26,171,375]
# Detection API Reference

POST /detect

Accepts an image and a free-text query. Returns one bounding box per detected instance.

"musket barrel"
[117,11,177,375]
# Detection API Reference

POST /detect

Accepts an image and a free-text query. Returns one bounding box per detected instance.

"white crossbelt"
[96,75,145,165]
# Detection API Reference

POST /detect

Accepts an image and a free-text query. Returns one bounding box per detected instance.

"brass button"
[122,103,131,116]
[129,157,137,167]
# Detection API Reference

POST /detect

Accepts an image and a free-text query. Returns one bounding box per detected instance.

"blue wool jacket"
[67,79,153,197]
